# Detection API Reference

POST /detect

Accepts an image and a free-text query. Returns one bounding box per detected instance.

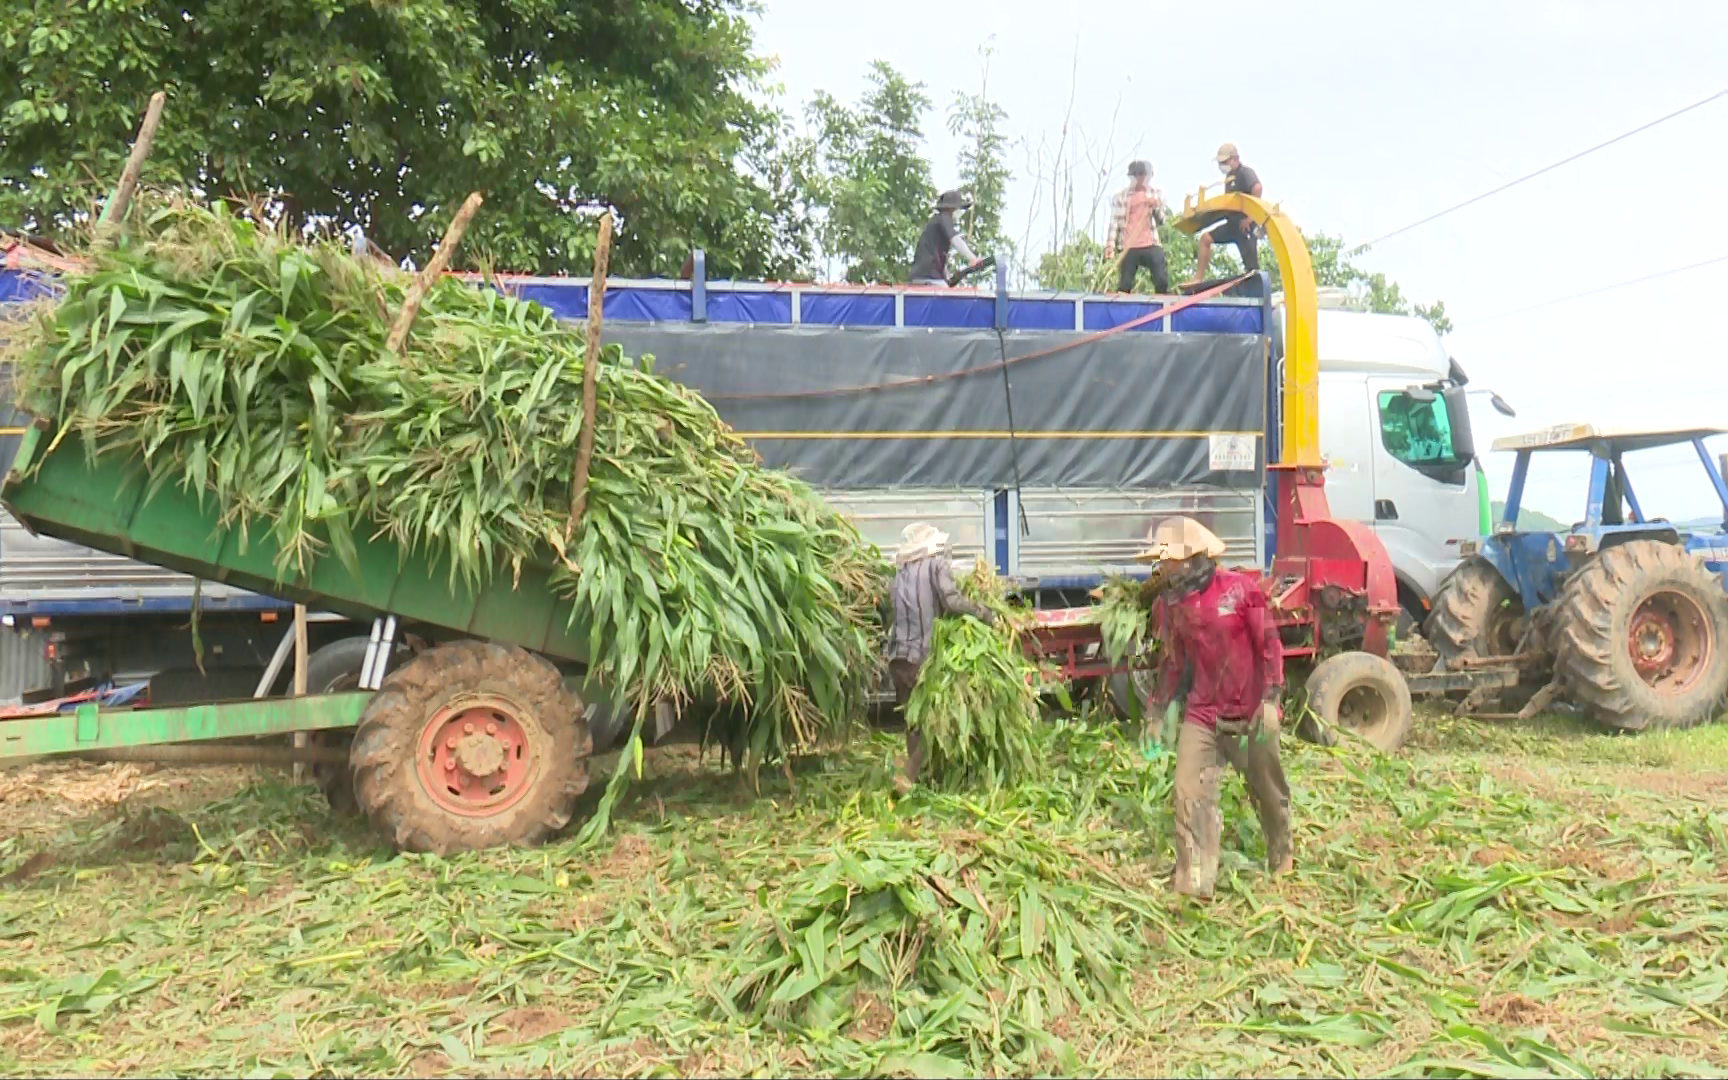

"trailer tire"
[1549,541,1728,732]
[1425,557,1522,666]
[350,641,589,854]
[296,636,404,816]
[1303,651,1414,753]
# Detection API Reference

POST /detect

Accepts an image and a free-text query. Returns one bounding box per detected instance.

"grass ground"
[2,707,1727,1078]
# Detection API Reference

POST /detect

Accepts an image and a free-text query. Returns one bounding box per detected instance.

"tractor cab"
[1482,424,1728,612]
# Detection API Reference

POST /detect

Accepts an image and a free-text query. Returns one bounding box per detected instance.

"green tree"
[806,61,934,284]
[948,50,1012,265]
[1259,232,1452,335]
[0,0,801,277]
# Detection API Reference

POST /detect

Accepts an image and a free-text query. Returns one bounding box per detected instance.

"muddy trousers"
[1173,711,1293,897]
[889,659,927,782]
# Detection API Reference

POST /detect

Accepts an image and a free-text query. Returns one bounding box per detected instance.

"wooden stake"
[291,603,309,785]
[567,211,615,539]
[92,90,166,250]
[385,191,484,355]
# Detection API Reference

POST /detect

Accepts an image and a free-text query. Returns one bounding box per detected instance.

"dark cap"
[934,189,973,211]
[1128,160,1151,178]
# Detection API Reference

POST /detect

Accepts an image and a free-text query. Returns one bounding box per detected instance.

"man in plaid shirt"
[1104,160,1168,294]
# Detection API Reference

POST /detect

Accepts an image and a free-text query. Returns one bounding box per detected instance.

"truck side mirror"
[1441,385,1475,462]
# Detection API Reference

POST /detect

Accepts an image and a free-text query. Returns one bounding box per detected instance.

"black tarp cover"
[606,323,1265,491]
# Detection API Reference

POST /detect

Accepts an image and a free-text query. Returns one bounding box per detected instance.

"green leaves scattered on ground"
[3,710,1727,1077]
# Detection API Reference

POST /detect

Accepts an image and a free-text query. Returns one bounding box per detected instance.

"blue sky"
[753,0,1728,522]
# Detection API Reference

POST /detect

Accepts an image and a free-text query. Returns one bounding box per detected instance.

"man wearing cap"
[885,522,996,789]
[908,190,981,285]
[1191,143,1265,283]
[1139,516,1292,898]
[1104,160,1169,294]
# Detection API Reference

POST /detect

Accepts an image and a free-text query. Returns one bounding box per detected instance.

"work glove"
[1141,699,1182,761]
[1252,699,1282,745]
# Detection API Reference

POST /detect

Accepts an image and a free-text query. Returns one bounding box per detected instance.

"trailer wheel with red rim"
[1549,540,1728,732]
[350,640,590,853]
[297,635,406,816]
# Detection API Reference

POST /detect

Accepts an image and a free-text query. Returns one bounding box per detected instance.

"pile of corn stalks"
[2,201,888,789]
[904,564,1045,789]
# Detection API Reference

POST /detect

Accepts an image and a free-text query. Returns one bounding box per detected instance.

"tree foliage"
[804,62,935,284]
[948,52,1013,266]
[0,0,800,278]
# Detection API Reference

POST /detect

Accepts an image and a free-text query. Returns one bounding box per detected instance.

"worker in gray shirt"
[885,522,995,790]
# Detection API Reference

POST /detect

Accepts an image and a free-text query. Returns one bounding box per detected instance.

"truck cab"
[1299,298,1488,630]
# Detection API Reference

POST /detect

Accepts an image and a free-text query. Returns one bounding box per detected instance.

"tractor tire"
[1104,669,1157,723]
[1302,651,1414,753]
[1425,557,1522,666]
[299,636,403,816]
[350,641,590,854]
[1548,541,1728,732]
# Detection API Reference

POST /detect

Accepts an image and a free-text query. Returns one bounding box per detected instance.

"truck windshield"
[1377,391,1468,471]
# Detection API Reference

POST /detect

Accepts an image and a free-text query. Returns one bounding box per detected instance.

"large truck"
[0,250,1487,705]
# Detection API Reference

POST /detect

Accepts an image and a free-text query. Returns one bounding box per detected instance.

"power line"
[1461,254,1728,326]
[1349,87,1727,255]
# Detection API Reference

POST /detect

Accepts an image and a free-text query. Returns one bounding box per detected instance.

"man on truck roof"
[1142,516,1293,898]
[908,190,980,285]
[1191,142,1264,283]
[1104,160,1169,294]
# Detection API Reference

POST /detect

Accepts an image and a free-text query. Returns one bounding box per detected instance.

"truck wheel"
[1549,541,1728,732]
[296,636,403,816]
[350,641,590,854]
[1425,557,1522,666]
[1302,651,1414,753]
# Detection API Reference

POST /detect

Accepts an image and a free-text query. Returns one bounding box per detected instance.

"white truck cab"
[1297,295,1491,629]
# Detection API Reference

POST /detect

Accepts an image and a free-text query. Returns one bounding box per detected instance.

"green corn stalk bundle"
[1,201,888,797]
[903,563,1044,790]
[1089,575,1160,667]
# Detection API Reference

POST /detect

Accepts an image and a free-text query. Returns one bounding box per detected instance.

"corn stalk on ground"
[2,707,1727,1077]
[0,201,889,810]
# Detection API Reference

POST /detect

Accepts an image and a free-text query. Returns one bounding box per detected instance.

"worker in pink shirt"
[1141,516,1293,898]
[1103,160,1168,293]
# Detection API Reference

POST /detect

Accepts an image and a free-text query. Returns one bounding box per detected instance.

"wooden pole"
[385,191,485,355]
[93,91,167,250]
[291,603,309,784]
[567,212,615,539]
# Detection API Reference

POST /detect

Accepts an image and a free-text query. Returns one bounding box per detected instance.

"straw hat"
[1134,517,1227,563]
[897,522,951,565]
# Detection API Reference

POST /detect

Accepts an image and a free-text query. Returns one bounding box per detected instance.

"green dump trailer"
[1,422,597,854]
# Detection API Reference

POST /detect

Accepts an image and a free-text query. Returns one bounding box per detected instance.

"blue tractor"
[1425,425,1728,731]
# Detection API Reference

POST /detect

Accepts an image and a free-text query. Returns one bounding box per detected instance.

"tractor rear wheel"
[1425,557,1523,666]
[1549,541,1728,732]
[1302,651,1415,753]
[350,641,590,853]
